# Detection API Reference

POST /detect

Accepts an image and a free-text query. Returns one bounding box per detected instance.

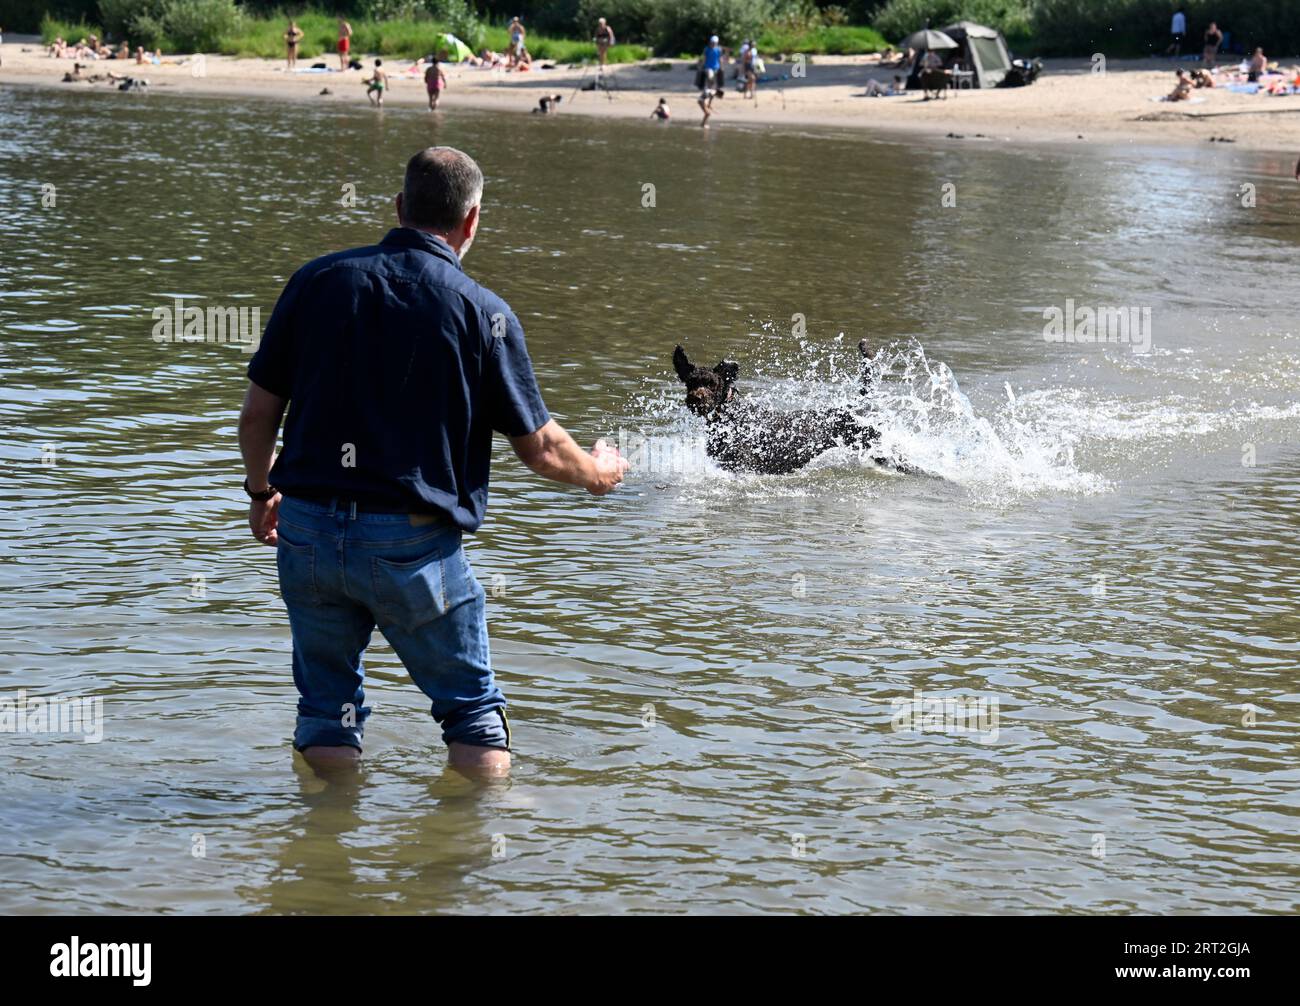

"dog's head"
[673,345,738,417]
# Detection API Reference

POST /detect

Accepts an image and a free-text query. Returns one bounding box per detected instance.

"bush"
[97,0,164,39]
[650,0,774,55]
[160,0,242,51]
[427,0,486,51]
[873,0,1031,47]
[757,23,889,54]
[41,14,104,42]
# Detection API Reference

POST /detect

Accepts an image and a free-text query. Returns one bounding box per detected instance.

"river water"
[1,86,1298,914]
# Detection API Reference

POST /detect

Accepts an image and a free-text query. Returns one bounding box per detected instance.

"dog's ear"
[713,360,739,387]
[672,345,695,382]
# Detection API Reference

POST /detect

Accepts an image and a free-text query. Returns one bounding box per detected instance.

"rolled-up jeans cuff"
[294,715,365,753]
[442,707,510,751]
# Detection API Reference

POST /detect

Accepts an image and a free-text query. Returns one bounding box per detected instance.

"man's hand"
[249,493,283,546]
[587,439,629,495]
[509,420,630,494]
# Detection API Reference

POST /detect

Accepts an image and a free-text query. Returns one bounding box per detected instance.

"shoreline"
[4,41,1300,154]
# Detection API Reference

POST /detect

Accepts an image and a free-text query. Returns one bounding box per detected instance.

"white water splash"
[628,338,1108,498]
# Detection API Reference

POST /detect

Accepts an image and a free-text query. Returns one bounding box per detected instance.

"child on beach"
[533,94,562,114]
[365,59,387,106]
[651,98,670,120]
[425,57,447,110]
[1166,69,1192,101]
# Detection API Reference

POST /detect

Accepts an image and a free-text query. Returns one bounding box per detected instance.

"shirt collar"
[381,227,463,271]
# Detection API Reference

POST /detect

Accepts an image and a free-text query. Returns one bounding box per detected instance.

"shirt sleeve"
[246,268,305,398]
[483,308,550,437]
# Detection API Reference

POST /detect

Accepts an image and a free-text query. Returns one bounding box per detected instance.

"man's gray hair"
[402,147,484,232]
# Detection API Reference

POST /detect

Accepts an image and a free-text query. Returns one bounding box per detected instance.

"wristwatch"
[243,477,278,502]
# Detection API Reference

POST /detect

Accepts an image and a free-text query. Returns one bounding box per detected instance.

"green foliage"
[97,0,164,39]
[574,0,659,45]
[873,0,1031,47]
[1031,1,1300,57]
[11,1,100,34]
[161,0,243,50]
[650,0,775,55]
[758,22,888,53]
[426,0,486,51]
[41,14,105,42]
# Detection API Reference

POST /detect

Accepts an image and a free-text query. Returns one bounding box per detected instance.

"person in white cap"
[698,34,724,127]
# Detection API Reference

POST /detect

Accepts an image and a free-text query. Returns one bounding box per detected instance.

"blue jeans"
[275,496,509,753]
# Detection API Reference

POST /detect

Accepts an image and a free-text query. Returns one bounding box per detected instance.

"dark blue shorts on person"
[275,495,510,753]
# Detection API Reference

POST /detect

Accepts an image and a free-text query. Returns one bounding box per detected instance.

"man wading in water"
[238,147,628,778]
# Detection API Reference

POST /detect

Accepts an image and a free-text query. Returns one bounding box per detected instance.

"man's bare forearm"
[238,383,288,489]
[239,414,280,489]
[511,419,597,488]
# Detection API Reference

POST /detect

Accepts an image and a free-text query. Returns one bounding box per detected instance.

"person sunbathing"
[1190,68,1215,88]
[863,75,906,97]
[1166,70,1193,101]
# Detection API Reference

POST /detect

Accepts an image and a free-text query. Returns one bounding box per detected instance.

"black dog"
[672,342,913,475]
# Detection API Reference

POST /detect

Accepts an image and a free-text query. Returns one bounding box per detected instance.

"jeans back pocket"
[277,538,319,606]
[370,548,450,632]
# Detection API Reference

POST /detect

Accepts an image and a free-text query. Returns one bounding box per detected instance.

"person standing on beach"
[594,18,615,68]
[1164,9,1186,58]
[337,18,353,72]
[1202,21,1222,68]
[284,20,304,70]
[507,17,526,70]
[698,34,723,128]
[425,56,447,110]
[238,147,628,778]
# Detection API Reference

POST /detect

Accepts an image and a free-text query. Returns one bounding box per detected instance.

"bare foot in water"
[449,742,511,779]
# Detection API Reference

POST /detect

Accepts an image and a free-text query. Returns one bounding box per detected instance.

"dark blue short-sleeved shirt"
[247,227,550,532]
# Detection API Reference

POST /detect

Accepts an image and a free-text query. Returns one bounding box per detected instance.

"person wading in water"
[238,147,628,778]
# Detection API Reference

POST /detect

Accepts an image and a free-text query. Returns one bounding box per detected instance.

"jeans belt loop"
[349,500,358,521]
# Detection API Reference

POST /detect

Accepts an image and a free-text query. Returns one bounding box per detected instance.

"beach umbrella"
[442,33,474,62]
[902,29,958,52]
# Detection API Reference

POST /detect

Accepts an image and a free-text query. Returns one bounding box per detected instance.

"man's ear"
[714,360,739,386]
[463,203,480,241]
[673,345,694,382]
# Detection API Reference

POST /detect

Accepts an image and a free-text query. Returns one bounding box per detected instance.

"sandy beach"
[4,35,1300,152]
